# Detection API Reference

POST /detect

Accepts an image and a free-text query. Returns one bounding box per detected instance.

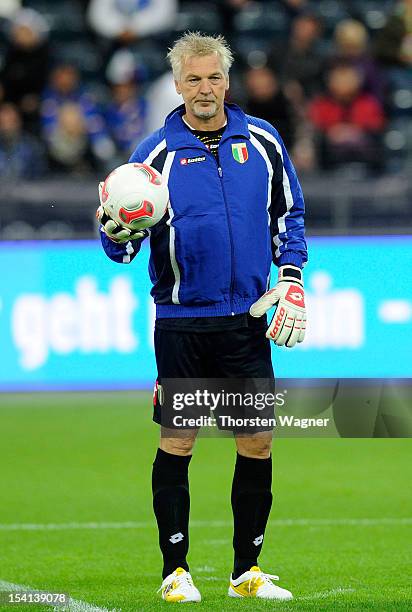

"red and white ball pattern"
[101,162,169,230]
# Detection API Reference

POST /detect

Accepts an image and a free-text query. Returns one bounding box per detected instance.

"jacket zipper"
[180,141,236,314]
[215,153,235,315]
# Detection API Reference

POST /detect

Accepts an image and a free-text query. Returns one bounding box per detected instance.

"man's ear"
[174,79,181,95]
[225,76,230,91]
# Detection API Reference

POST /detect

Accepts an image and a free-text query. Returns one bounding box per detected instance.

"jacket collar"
[164,102,250,151]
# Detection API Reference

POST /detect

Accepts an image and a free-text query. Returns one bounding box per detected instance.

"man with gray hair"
[99,32,307,603]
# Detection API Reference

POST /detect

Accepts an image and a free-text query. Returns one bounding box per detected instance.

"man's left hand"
[249,265,306,348]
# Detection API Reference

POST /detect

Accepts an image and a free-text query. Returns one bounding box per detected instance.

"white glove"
[249,265,306,347]
[97,182,148,244]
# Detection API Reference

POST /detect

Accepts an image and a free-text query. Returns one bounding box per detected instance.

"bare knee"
[160,431,197,456]
[235,433,272,459]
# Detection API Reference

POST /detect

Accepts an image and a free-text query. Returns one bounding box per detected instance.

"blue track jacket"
[100,103,307,318]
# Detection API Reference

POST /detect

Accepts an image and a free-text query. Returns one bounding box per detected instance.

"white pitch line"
[194,566,216,573]
[0,517,411,531]
[0,579,116,612]
[0,578,355,606]
[0,521,149,531]
[297,587,356,601]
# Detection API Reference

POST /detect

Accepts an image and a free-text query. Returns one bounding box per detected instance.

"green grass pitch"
[0,392,411,611]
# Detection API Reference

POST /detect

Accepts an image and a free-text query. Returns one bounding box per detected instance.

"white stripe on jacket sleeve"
[249,133,273,226]
[248,124,295,259]
[143,138,167,165]
[144,149,180,304]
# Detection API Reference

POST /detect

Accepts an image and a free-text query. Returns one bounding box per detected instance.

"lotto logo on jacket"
[180,156,206,165]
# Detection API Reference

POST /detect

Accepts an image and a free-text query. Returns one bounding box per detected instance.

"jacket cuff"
[277,251,304,268]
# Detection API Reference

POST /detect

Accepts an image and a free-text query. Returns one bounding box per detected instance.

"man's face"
[328,66,361,102]
[246,67,278,101]
[0,104,21,137]
[52,65,79,95]
[175,54,229,120]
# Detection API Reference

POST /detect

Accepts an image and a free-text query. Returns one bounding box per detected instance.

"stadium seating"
[23,0,86,40]
[0,0,410,238]
[233,2,289,36]
[174,2,222,34]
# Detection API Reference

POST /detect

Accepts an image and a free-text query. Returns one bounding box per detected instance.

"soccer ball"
[100,163,169,230]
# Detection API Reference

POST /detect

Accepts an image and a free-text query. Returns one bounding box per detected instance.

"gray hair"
[167,31,234,80]
[10,8,49,42]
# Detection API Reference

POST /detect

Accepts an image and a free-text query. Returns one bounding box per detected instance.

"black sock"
[152,448,192,579]
[231,453,273,580]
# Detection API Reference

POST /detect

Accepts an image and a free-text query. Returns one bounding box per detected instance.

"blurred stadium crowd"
[0,0,411,237]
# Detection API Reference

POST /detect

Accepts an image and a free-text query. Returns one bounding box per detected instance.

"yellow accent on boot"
[158,567,201,603]
[229,566,265,597]
[228,566,293,600]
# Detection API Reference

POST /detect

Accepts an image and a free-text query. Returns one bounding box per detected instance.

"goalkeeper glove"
[249,265,306,348]
[97,182,148,244]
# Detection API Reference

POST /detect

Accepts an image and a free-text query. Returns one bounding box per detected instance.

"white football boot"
[158,567,201,603]
[228,566,293,600]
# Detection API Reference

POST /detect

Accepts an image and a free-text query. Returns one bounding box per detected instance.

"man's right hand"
[97,181,148,243]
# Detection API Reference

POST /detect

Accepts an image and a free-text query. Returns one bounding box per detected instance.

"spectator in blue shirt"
[0,102,46,180]
[87,0,177,44]
[104,49,147,158]
[1,8,50,133]
[41,63,115,171]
